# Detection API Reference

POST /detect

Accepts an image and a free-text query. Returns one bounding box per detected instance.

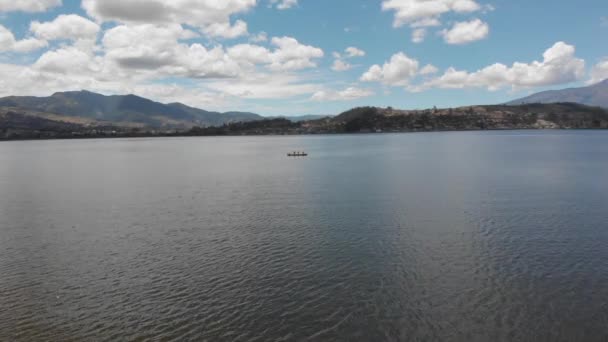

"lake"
[1,131,608,341]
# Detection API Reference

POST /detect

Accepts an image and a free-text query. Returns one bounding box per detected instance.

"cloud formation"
[207,72,322,99]
[412,28,426,43]
[589,59,608,84]
[382,0,481,27]
[31,14,100,42]
[362,42,585,92]
[332,59,352,72]
[268,36,325,70]
[331,47,366,72]
[312,87,374,101]
[382,0,482,43]
[422,42,585,90]
[440,19,489,44]
[345,47,366,58]
[0,0,61,12]
[382,0,489,43]
[0,25,47,52]
[82,0,255,38]
[360,52,423,86]
[270,0,298,10]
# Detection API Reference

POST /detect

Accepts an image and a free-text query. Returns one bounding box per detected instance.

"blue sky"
[0,0,607,116]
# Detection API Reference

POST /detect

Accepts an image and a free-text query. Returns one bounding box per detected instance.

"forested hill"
[184,102,608,136]
[320,103,608,132]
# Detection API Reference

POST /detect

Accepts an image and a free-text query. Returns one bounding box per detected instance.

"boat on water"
[287,151,308,157]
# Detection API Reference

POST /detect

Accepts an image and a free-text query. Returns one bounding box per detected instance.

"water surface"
[1,131,608,341]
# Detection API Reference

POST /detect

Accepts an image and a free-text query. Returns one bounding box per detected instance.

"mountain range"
[0,91,263,128]
[507,79,608,108]
[1,79,607,139]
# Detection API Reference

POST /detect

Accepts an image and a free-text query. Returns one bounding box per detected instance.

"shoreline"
[2,127,607,143]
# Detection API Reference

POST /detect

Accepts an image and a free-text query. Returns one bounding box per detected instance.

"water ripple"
[1,132,608,341]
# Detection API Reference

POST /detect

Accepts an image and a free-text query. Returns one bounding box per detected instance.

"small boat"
[287,151,308,157]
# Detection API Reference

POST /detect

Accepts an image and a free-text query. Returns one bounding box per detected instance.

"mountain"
[0,91,263,128]
[507,80,608,108]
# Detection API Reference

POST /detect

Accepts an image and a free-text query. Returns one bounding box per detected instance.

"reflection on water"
[1,131,608,341]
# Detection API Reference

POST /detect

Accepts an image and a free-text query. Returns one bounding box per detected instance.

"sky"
[0,0,607,116]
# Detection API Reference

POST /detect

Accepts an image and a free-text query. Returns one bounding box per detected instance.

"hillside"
[303,103,608,133]
[184,103,608,136]
[3,102,608,140]
[0,91,262,128]
[507,80,608,108]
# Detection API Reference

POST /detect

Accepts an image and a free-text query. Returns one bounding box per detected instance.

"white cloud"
[382,0,481,27]
[0,53,129,99]
[360,52,420,86]
[412,28,426,43]
[440,19,489,44]
[34,46,100,74]
[420,64,439,75]
[202,19,248,39]
[0,27,19,48]
[332,59,352,72]
[135,84,234,111]
[0,16,327,108]
[82,0,256,25]
[410,17,441,28]
[0,0,61,12]
[381,0,484,43]
[0,39,326,108]
[98,26,323,82]
[589,59,608,84]
[30,14,100,42]
[345,47,366,58]
[331,47,365,72]
[360,42,585,92]
[102,24,240,78]
[227,44,273,70]
[82,0,256,39]
[227,38,324,72]
[11,38,49,53]
[0,44,325,107]
[312,87,374,101]
[268,36,324,71]
[207,72,322,99]
[270,0,298,10]
[0,25,47,53]
[250,31,268,42]
[421,42,585,90]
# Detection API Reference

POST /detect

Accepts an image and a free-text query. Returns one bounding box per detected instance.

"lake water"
[1,131,608,341]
